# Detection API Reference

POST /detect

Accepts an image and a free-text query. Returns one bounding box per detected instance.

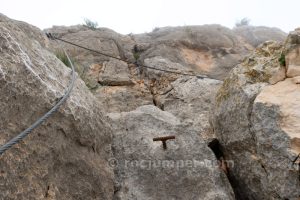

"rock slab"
[0,14,114,200]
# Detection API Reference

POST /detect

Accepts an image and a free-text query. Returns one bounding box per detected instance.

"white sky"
[1,0,299,34]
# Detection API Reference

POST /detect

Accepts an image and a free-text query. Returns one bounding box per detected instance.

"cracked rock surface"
[211,31,300,199]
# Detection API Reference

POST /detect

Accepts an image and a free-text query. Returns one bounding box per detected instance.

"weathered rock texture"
[46,25,155,113]
[0,14,114,199]
[45,18,289,200]
[46,24,286,113]
[153,77,222,140]
[0,12,293,200]
[286,29,300,78]
[134,25,286,80]
[211,30,300,199]
[234,26,287,47]
[98,59,133,86]
[109,105,235,200]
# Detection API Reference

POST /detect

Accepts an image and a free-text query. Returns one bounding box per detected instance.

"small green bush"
[184,26,198,40]
[152,27,160,32]
[133,52,140,61]
[55,51,72,68]
[83,18,98,30]
[235,18,250,27]
[279,54,286,66]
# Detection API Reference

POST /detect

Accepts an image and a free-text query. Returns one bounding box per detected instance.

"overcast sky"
[1,0,299,34]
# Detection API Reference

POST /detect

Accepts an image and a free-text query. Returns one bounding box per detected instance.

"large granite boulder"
[211,30,300,199]
[0,14,114,200]
[109,105,235,200]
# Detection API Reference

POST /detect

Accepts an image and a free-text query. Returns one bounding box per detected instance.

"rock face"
[44,25,136,82]
[153,77,222,140]
[0,14,114,199]
[98,59,134,86]
[46,25,154,113]
[286,29,300,77]
[46,24,286,114]
[134,25,286,80]
[45,18,289,200]
[0,12,294,200]
[211,30,300,199]
[234,26,287,47]
[94,82,153,113]
[109,105,235,200]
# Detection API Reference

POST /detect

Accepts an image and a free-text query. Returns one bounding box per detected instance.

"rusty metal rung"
[153,136,175,142]
[153,135,175,150]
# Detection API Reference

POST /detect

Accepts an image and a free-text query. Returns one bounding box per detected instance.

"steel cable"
[0,47,76,156]
[50,34,212,79]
